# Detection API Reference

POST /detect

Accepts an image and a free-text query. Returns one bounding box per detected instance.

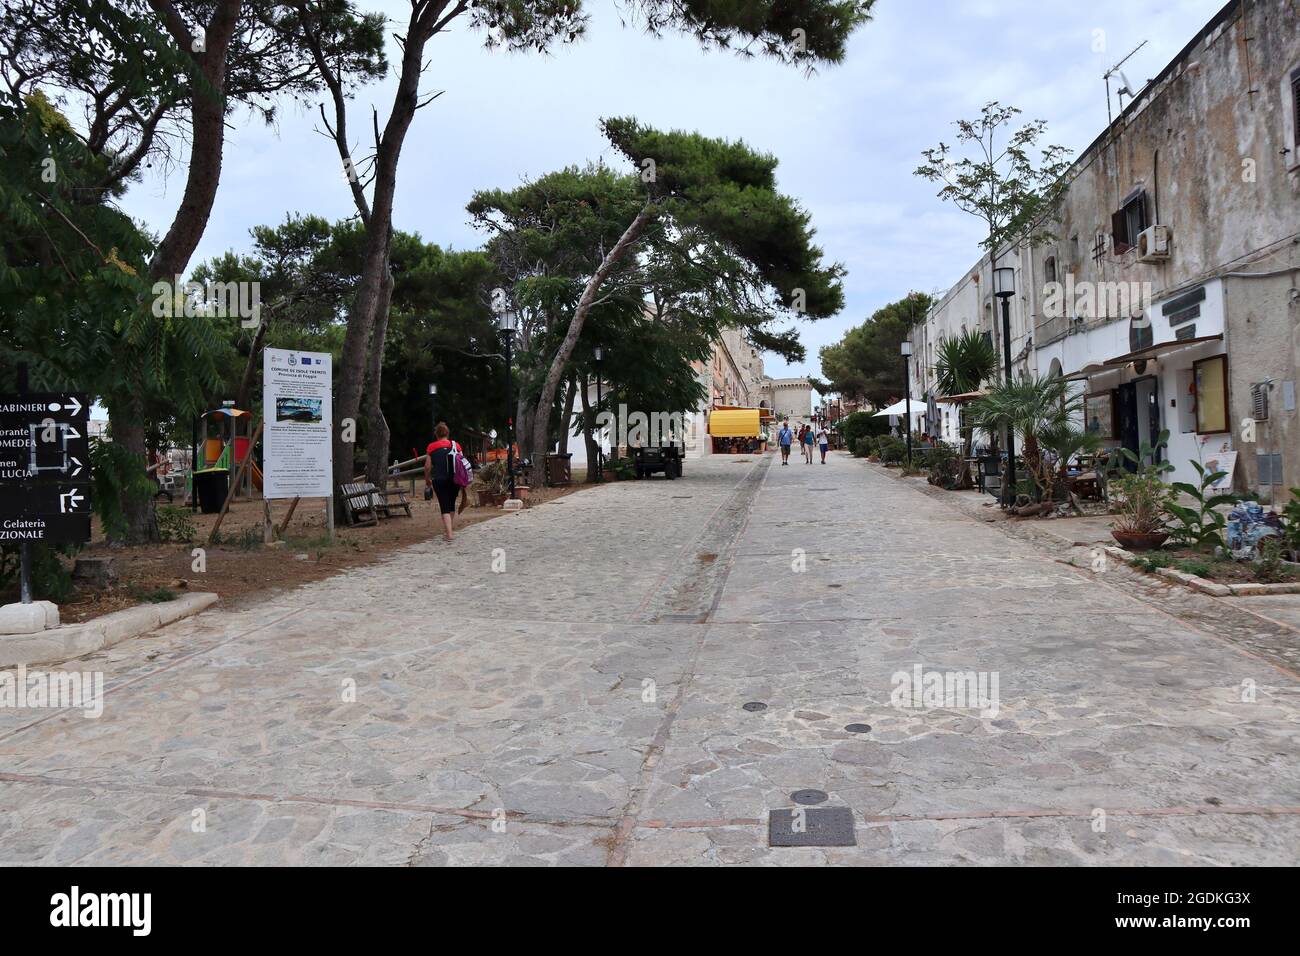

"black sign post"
[1,366,92,603]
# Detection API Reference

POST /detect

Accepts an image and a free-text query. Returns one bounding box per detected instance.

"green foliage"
[128,585,177,604]
[609,457,636,480]
[90,437,156,542]
[933,329,998,398]
[968,374,1087,501]
[850,436,874,458]
[471,460,511,496]
[1165,460,1240,552]
[156,506,197,544]
[819,292,933,406]
[877,437,906,465]
[1254,539,1289,584]
[915,101,1074,252]
[1281,488,1300,556]
[0,542,75,603]
[925,442,964,489]
[839,411,887,449]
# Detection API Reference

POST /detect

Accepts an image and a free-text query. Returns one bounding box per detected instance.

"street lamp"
[593,347,605,482]
[900,340,913,471]
[492,289,518,498]
[428,383,437,439]
[993,265,1017,508]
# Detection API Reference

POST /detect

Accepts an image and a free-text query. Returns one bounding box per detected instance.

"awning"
[1101,333,1223,368]
[202,407,252,418]
[708,408,761,438]
[871,398,929,418]
[936,390,987,404]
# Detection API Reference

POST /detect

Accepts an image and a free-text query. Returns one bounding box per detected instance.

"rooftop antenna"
[1104,40,1148,126]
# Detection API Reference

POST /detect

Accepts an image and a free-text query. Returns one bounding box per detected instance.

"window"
[1193,355,1228,434]
[1293,68,1300,149]
[1085,391,1117,440]
[1111,189,1148,254]
[1043,255,1057,285]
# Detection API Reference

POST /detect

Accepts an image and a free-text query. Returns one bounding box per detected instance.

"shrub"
[156,505,196,543]
[1165,460,1240,551]
[840,411,888,450]
[926,442,964,489]
[851,436,874,458]
[878,437,906,465]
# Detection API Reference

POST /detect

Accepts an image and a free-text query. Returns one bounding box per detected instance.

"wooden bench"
[339,482,412,526]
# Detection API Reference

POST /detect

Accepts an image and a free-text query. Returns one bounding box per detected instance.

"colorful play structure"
[189,404,262,512]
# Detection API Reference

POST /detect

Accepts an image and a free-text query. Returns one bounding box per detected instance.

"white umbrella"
[872,398,928,418]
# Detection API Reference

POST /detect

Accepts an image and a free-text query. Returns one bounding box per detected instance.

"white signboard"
[263,348,332,499]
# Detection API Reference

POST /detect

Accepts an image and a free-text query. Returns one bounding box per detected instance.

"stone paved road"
[1,453,1297,865]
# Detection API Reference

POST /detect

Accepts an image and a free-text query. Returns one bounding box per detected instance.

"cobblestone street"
[1,453,1297,865]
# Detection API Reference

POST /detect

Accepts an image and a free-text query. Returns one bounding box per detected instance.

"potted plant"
[471,460,510,507]
[1108,455,1174,551]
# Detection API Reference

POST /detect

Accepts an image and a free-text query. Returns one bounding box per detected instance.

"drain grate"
[791,789,828,805]
[742,701,768,713]
[844,723,872,734]
[769,807,856,847]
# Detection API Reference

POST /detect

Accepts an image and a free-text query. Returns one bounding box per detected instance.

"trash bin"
[544,453,572,487]
[193,467,230,514]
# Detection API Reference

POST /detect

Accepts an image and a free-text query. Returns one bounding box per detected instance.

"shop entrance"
[1116,374,1161,467]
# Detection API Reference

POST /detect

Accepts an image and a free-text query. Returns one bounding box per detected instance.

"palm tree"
[933,329,998,487]
[968,375,1086,502]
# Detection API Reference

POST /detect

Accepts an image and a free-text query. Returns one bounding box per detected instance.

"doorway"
[1116,375,1161,467]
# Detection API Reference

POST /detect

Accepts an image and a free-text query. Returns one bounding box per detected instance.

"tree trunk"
[529,202,654,460]
[557,372,576,456]
[577,373,601,482]
[107,394,158,545]
[116,0,243,545]
[328,13,436,495]
[363,260,395,485]
[234,315,270,411]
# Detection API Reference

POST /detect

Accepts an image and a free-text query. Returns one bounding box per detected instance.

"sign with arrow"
[0,393,92,543]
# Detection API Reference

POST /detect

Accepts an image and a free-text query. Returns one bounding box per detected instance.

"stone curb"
[0,592,218,668]
[1105,545,1300,597]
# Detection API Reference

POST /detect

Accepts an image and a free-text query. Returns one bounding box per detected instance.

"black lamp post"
[492,290,518,498]
[428,383,437,437]
[993,265,1017,507]
[901,340,913,471]
[593,347,605,482]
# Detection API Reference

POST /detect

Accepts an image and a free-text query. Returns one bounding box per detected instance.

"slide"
[251,461,263,492]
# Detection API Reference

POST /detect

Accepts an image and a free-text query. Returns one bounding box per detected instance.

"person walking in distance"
[778,419,793,465]
[802,423,815,463]
[424,422,466,542]
[816,423,830,463]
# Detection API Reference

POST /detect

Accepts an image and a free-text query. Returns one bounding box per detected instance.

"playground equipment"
[190,405,262,512]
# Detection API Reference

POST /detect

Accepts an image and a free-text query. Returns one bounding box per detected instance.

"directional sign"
[0,393,92,543]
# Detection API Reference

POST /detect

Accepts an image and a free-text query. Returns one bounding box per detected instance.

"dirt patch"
[3,481,593,623]
[1129,548,1300,585]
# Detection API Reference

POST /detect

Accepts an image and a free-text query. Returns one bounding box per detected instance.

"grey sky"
[123,0,1227,383]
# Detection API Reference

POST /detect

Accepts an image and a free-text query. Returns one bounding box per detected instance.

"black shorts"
[432,480,459,515]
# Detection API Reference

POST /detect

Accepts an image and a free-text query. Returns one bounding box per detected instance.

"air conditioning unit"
[1136,224,1171,262]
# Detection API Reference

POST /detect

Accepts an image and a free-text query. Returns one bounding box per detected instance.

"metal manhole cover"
[768,807,856,847]
[671,495,693,499]
[844,723,872,734]
[791,789,828,805]
[827,583,843,588]
[742,701,768,712]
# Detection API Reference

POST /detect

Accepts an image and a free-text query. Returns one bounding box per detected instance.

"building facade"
[911,0,1300,495]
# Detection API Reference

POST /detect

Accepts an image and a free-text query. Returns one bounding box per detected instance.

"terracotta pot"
[1111,530,1169,552]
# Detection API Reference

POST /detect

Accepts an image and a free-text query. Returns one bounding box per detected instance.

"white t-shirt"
[816,429,828,444]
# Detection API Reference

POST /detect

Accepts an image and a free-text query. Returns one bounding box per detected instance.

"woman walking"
[424,422,465,542]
